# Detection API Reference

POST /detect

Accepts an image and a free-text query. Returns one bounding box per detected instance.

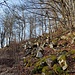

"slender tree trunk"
[1,32,5,48]
[49,18,52,44]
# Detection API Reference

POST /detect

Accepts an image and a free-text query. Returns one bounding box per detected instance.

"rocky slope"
[0,30,75,75]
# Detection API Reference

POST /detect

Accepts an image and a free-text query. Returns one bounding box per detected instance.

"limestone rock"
[23,44,26,49]
[46,58,52,68]
[49,43,53,49]
[57,55,68,70]
[36,51,43,58]
[61,36,68,40]
[71,37,75,44]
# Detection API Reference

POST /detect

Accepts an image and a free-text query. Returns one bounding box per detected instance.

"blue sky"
[0,0,22,23]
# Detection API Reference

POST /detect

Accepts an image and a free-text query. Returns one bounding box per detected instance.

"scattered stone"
[36,50,43,58]
[73,32,75,36]
[42,72,45,75]
[25,49,32,56]
[46,58,52,69]
[57,55,68,70]
[67,32,71,36]
[23,44,26,49]
[49,43,53,49]
[45,37,49,43]
[71,37,75,44]
[61,36,68,40]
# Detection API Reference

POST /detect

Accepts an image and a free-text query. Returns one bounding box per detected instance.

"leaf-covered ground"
[0,30,75,75]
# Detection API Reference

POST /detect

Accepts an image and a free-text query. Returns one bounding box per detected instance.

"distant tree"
[12,4,27,41]
[0,31,5,48]
[28,16,35,38]
[2,11,15,45]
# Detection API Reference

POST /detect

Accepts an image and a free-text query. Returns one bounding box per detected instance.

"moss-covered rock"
[35,56,50,67]
[53,64,65,75]
[42,67,55,75]
[50,55,57,61]
[57,54,68,71]
[42,66,49,73]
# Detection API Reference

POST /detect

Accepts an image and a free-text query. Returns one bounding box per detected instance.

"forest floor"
[0,29,75,75]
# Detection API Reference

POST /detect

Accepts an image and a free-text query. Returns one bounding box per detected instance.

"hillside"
[0,29,75,75]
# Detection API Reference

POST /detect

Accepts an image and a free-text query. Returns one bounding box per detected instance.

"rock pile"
[0,30,75,75]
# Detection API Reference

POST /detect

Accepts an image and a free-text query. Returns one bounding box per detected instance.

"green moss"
[35,56,50,67]
[37,66,43,71]
[32,65,43,74]
[71,55,75,59]
[53,64,58,74]
[52,38,58,44]
[32,67,38,74]
[26,59,33,67]
[42,66,49,73]
[58,55,66,61]
[23,58,26,63]
[53,64,64,74]
[32,56,51,74]
[42,66,56,75]
[50,55,57,61]
[48,70,55,75]
[69,50,75,55]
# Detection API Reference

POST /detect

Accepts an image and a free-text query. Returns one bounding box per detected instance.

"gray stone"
[46,58,52,69]
[36,51,43,58]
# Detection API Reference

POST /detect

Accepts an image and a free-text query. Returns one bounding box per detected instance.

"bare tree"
[28,16,35,38]
[2,11,15,45]
[0,0,75,46]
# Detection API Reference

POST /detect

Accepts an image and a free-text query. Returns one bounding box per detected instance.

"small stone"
[71,37,75,44]
[46,58,52,68]
[42,72,45,75]
[57,55,68,70]
[23,44,26,49]
[61,36,68,40]
[73,32,75,36]
[36,51,43,58]
[49,43,53,49]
